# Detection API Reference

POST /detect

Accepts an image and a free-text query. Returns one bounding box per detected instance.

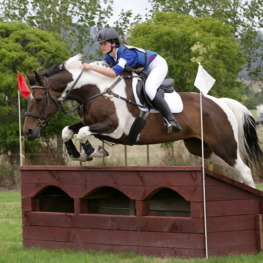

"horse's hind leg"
[183,138,255,188]
[209,152,255,188]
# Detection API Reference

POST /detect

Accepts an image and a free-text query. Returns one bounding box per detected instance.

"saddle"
[136,72,175,109]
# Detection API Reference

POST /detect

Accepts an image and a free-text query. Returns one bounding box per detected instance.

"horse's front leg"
[62,122,93,161]
[77,121,115,158]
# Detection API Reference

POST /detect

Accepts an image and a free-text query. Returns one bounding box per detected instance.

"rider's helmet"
[97,28,120,47]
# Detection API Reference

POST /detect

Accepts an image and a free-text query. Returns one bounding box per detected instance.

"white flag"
[194,63,215,95]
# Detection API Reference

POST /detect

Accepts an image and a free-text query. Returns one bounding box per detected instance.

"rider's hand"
[82,63,90,70]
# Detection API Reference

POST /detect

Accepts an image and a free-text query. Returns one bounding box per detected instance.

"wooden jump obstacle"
[20,166,263,259]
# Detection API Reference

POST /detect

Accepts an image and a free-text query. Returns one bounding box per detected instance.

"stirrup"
[163,118,182,133]
[163,118,173,133]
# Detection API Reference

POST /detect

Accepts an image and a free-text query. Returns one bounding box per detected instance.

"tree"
[128,12,246,100]
[0,21,78,164]
[0,0,141,61]
[0,0,114,59]
[148,0,263,86]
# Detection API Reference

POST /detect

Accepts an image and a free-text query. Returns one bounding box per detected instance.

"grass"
[1,191,263,262]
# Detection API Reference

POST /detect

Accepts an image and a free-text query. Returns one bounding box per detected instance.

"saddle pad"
[132,73,183,113]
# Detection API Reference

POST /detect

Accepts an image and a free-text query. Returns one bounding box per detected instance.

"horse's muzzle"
[24,128,39,140]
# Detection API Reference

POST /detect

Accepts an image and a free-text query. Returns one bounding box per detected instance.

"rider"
[82,28,182,133]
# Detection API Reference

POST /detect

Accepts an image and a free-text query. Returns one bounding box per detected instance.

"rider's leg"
[151,92,182,133]
[144,55,182,133]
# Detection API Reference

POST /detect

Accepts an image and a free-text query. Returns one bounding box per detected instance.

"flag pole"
[200,91,208,259]
[18,90,23,166]
[194,63,215,259]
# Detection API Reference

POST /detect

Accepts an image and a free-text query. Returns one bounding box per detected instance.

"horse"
[23,54,263,188]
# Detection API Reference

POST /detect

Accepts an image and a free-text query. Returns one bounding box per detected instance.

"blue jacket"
[103,44,157,75]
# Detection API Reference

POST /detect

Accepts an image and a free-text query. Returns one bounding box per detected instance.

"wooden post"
[125,145,127,166]
[136,200,150,216]
[102,141,105,166]
[74,199,88,214]
[21,136,26,165]
[79,142,82,166]
[256,214,263,252]
[147,145,149,166]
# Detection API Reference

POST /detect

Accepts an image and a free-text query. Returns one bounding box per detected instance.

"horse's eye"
[36,98,42,102]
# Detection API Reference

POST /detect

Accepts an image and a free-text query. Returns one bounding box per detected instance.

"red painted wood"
[207,215,256,232]
[208,230,256,247]
[192,199,262,218]
[20,165,263,259]
[136,201,149,216]
[22,212,204,233]
[23,226,205,249]
[256,214,263,252]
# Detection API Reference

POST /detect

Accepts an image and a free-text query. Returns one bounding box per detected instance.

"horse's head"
[23,71,64,140]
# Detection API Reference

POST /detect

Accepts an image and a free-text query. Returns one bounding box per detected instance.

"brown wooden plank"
[74,199,87,214]
[23,239,205,258]
[192,199,261,218]
[255,214,263,252]
[23,226,205,249]
[207,215,256,232]
[21,198,34,212]
[208,230,256,248]
[136,201,149,216]
[21,170,202,186]
[22,212,204,233]
[20,165,203,172]
[205,168,263,198]
[205,184,258,201]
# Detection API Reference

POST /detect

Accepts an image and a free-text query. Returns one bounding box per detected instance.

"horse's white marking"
[209,152,255,188]
[205,96,255,188]
[62,126,74,141]
[28,93,34,101]
[63,55,135,140]
[77,126,92,143]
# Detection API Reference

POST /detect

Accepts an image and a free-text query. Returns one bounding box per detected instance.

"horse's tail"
[220,98,263,172]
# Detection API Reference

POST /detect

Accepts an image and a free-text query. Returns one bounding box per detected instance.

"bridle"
[25,76,61,127]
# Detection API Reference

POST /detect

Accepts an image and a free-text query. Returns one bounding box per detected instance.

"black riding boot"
[152,92,182,133]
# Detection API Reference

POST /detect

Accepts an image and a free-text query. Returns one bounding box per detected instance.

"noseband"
[25,77,61,127]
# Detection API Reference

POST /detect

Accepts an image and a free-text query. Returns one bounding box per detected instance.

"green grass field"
[1,191,263,263]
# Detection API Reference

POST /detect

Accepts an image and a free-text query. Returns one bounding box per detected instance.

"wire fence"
[0,136,194,168]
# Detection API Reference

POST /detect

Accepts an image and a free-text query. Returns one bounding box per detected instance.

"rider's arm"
[83,50,137,78]
[82,63,117,78]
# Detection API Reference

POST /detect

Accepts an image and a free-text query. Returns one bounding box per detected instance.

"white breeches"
[143,55,168,101]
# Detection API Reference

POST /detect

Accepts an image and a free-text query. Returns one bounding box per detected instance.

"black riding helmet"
[97,28,120,54]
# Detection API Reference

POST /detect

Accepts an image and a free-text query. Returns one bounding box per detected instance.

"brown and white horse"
[23,55,263,188]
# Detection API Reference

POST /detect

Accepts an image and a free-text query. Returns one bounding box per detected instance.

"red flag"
[17,71,30,99]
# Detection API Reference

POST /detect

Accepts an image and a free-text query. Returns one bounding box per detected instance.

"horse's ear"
[25,73,36,86]
[34,71,44,86]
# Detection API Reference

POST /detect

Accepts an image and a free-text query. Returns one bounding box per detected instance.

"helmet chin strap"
[107,45,117,55]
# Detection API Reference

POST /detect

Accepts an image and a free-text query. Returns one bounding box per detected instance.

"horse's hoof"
[90,146,109,158]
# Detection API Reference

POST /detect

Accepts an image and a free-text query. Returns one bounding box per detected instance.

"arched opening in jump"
[148,188,191,217]
[36,186,74,213]
[85,187,135,215]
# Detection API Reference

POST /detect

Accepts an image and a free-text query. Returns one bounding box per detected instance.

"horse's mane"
[44,54,111,78]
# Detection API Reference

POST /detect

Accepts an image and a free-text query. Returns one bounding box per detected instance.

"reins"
[25,70,145,127]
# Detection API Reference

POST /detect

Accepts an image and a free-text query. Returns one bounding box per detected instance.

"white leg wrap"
[62,126,74,141]
[77,127,92,143]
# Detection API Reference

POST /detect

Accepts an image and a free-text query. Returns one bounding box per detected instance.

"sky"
[107,0,153,26]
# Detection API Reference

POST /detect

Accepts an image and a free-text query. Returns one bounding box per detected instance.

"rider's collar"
[108,47,118,60]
